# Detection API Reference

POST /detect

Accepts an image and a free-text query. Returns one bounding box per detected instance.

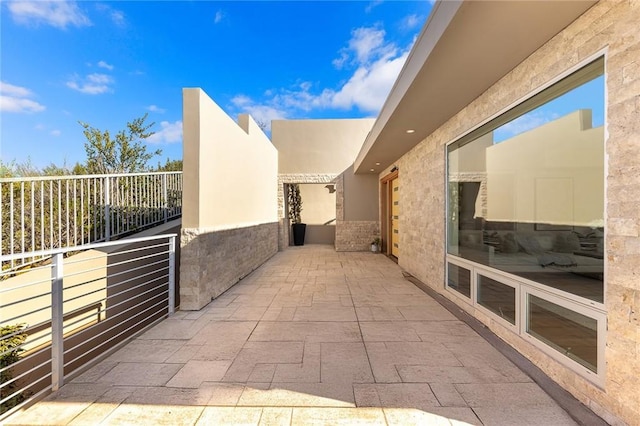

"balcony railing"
[0,172,182,272]
[0,234,176,419]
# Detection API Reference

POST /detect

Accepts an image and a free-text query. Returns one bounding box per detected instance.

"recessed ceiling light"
[370,168,375,172]
[375,162,381,166]
[406,129,415,134]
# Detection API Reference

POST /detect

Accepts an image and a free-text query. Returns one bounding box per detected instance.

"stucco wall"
[299,184,336,225]
[273,119,373,249]
[181,89,279,309]
[385,2,640,424]
[335,172,380,251]
[272,119,374,175]
[182,88,278,229]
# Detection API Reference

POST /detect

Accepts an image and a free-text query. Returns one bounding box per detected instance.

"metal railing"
[0,234,176,419]
[0,172,182,272]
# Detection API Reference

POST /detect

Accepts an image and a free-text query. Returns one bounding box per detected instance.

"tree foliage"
[0,159,75,178]
[1,324,28,414]
[155,158,183,172]
[79,113,162,174]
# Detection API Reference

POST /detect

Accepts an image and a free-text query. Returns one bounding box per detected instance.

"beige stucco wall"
[342,168,379,222]
[299,184,336,225]
[181,89,279,309]
[383,1,640,424]
[272,119,374,174]
[182,88,278,229]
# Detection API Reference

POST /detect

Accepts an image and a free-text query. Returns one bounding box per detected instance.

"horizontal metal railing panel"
[1,172,182,272]
[0,234,176,419]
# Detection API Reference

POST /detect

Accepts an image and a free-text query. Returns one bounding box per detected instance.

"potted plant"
[288,184,306,246]
[371,237,381,252]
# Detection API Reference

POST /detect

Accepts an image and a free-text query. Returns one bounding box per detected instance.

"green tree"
[79,113,162,174]
[155,158,183,172]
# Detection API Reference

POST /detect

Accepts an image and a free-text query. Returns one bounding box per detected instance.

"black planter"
[292,223,307,246]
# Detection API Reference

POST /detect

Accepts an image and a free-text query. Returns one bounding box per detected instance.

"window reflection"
[447,62,604,303]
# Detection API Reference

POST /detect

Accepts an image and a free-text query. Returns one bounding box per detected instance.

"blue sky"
[493,75,605,143]
[1,0,431,169]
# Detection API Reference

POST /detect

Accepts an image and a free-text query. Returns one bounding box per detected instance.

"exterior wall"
[299,184,336,225]
[181,89,279,310]
[272,119,374,175]
[182,88,278,228]
[277,174,337,249]
[335,172,380,252]
[273,119,373,249]
[180,223,278,310]
[385,2,640,424]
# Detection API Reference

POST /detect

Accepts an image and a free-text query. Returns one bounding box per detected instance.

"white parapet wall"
[180,88,279,310]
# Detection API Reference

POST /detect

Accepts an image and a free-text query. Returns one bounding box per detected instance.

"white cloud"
[0,81,32,98]
[230,97,287,131]
[231,95,252,107]
[109,9,125,26]
[147,121,182,144]
[147,105,166,113]
[0,81,45,113]
[50,129,62,137]
[214,10,225,24]
[97,60,114,71]
[95,4,125,27]
[329,52,408,112]
[401,14,422,30]
[66,73,114,95]
[365,0,383,13]
[7,1,91,29]
[230,23,412,119]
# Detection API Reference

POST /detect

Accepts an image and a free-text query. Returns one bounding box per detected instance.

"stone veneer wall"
[277,174,337,250]
[334,174,380,251]
[335,221,380,251]
[180,222,278,310]
[388,2,640,424]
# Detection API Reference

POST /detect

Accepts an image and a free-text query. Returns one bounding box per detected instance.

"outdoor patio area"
[5,245,584,425]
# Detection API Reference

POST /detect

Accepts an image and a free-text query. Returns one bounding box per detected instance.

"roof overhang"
[354,0,597,174]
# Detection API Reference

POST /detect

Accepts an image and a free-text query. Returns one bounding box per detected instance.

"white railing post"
[51,252,64,391]
[168,235,175,315]
[104,176,111,241]
[162,173,168,223]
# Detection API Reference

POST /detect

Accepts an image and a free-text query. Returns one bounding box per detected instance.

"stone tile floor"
[5,245,580,425]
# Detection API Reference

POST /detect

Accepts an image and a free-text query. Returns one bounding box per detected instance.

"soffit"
[354,0,597,174]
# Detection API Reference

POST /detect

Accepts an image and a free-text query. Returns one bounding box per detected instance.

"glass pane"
[477,275,516,324]
[447,263,471,298]
[528,295,597,372]
[447,60,604,303]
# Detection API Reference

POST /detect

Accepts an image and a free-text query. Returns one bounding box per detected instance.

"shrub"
[1,324,28,414]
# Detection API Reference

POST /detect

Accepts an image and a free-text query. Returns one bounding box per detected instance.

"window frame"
[442,50,608,385]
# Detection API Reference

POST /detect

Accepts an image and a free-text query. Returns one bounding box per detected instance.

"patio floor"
[5,245,581,425]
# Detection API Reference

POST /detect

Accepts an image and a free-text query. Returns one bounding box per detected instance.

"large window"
[445,57,605,381]
[447,57,604,303]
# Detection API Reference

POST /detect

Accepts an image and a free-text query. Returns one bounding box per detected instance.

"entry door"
[390,176,399,257]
